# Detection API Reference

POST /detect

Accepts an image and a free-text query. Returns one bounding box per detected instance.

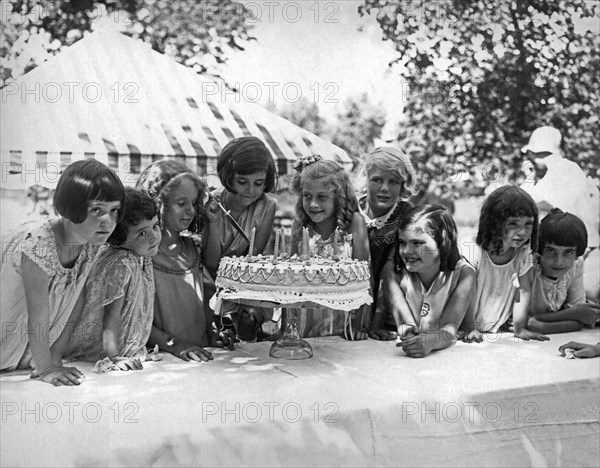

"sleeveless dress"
[1,219,101,370]
[395,257,475,330]
[65,247,154,361]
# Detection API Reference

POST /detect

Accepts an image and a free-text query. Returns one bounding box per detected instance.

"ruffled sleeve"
[87,249,135,307]
[20,221,58,275]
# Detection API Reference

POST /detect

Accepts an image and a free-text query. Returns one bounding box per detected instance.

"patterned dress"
[65,247,154,361]
[0,219,101,370]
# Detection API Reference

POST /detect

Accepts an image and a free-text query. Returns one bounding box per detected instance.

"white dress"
[467,245,534,332]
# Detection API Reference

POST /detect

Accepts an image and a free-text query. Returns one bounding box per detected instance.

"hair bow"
[292,153,323,172]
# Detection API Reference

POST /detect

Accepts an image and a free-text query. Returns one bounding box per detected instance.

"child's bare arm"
[438,265,476,342]
[22,254,83,385]
[202,198,223,276]
[103,297,125,360]
[380,260,416,337]
[350,213,370,262]
[253,203,276,255]
[528,317,582,334]
[533,303,600,325]
[513,270,549,341]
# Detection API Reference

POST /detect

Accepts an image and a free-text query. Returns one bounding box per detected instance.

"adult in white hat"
[521,126,600,301]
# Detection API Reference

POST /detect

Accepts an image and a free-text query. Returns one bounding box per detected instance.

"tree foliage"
[1,0,253,86]
[330,92,386,166]
[359,0,600,182]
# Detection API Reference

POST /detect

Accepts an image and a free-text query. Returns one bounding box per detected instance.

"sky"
[221,0,405,138]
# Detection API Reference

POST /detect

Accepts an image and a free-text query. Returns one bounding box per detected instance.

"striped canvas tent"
[0,28,350,189]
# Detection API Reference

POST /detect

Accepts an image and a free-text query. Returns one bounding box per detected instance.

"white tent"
[0,28,350,189]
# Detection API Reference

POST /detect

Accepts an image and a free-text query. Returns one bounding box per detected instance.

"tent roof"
[1,28,350,188]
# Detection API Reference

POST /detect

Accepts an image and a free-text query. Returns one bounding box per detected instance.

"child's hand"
[397,324,419,340]
[368,329,398,341]
[112,357,143,371]
[558,341,600,358]
[32,364,84,386]
[204,197,221,225]
[174,344,213,362]
[211,329,237,350]
[462,330,484,343]
[514,328,550,341]
[567,303,600,325]
[396,330,429,358]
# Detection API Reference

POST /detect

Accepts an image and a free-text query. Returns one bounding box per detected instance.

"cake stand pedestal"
[210,290,372,360]
[268,311,312,360]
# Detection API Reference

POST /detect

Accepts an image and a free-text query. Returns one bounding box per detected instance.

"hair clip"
[292,154,323,172]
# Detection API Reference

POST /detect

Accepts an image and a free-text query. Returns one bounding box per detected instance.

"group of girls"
[1,139,598,386]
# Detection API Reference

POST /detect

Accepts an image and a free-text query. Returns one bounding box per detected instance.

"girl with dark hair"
[204,137,277,341]
[385,205,475,357]
[526,209,599,334]
[64,188,161,370]
[462,185,548,343]
[0,159,125,385]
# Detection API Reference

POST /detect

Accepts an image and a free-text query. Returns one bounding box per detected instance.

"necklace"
[153,249,201,275]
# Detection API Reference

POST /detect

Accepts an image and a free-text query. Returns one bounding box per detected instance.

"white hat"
[521,126,562,153]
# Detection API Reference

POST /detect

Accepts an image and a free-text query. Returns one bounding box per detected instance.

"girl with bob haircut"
[64,188,161,370]
[204,137,278,342]
[386,205,476,357]
[285,154,370,339]
[526,209,599,333]
[1,159,125,385]
[462,185,548,343]
[355,147,417,340]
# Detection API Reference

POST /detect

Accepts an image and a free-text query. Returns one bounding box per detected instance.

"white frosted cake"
[213,255,371,311]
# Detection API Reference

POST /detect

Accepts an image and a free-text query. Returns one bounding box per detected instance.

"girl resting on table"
[64,188,161,371]
[0,160,125,386]
[287,154,371,339]
[461,185,549,343]
[136,160,234,363]
[388,205,476,357]
[355,147,416,341]
[525,209,600,334]
[204,136,277,341]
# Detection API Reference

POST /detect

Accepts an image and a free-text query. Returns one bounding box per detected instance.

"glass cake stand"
[269,310,313,360]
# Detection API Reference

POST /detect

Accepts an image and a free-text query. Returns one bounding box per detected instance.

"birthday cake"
[213,254,372,311]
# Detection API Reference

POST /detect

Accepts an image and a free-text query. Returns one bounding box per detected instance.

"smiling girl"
[387,205,475,357]
[461,185,549,342]
[64,188,161,370]
[288,154,370,339]
[0,160,125,385]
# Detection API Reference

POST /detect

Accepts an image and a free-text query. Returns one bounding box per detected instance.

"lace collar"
[359,197,398,229]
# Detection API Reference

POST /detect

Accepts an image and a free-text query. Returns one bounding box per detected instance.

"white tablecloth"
[1,329,599,467]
